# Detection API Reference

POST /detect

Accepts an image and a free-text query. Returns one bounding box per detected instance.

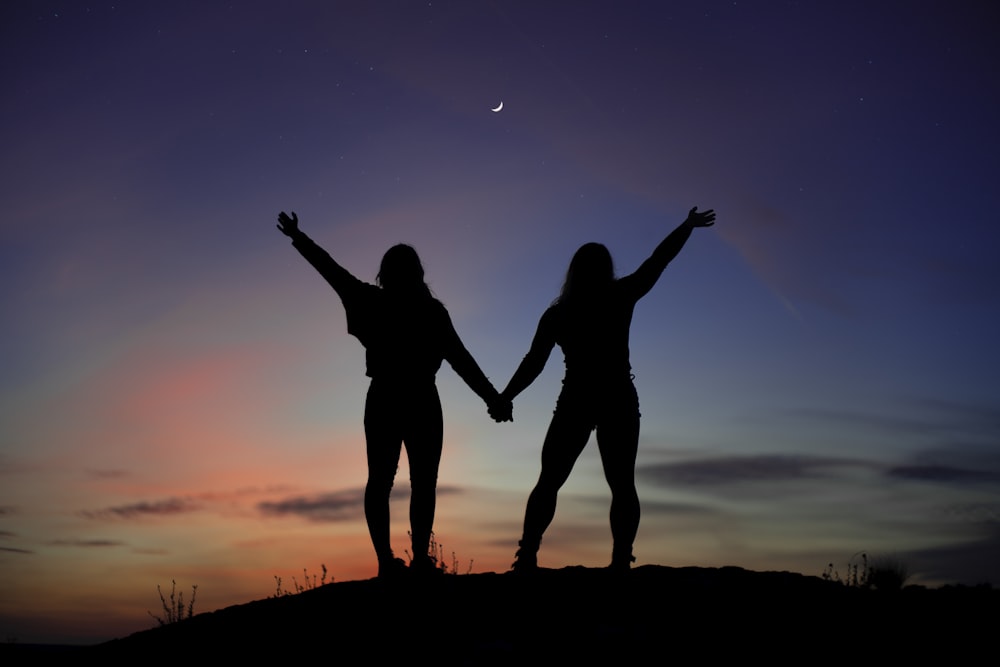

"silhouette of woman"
[500,206,715,572]
[277,211,511,577]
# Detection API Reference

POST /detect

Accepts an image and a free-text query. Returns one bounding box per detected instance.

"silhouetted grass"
[272,564,330,597]
[822,552,911,591]
[148,580,197,626]
[405,531,473,574]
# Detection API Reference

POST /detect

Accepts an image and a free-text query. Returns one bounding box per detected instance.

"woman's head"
[558,242,615,302]
[377,244,429,294]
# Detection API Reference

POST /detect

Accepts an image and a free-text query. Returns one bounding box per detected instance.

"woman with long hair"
[277,211,511,577]
[500,206,715,571]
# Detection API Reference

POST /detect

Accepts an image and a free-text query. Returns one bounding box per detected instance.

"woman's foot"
[510,540,539,573]
[378,556,408,579]
[608,550,635,573]
[409,554,443,577]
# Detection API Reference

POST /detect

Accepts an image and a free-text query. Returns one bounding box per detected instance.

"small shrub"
[405,531,473,575]
[272,564,330,597]
[867,554,910,591]
[822,552,868,587]
[822,552,911,591]
[149,579,197,626]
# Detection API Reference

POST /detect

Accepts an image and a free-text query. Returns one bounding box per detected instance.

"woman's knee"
[366,471,395,497]
[409,473,438,496]
[534,466,573,496]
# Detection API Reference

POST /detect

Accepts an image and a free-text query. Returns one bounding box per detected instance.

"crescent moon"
[491,100,503,113]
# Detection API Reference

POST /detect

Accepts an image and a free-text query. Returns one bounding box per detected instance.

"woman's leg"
[518,401,594,564]
[363,383,403,566]
[595,383,641,568]
[402,385,444,564]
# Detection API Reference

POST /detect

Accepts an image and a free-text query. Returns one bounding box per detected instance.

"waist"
[563,365,634,385]
[368,373,438,387]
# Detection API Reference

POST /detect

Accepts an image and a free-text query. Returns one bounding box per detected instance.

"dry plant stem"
[272,564,331,597]
[148,580,198,626]
[822,552,911,591]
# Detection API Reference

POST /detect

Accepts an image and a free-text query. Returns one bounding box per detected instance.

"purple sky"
[2,1,999,644]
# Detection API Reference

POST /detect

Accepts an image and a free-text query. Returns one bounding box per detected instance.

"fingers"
[277,211,299,235]
[689,207,716,227]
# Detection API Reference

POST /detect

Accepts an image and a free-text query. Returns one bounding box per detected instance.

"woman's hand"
[277,211,300,236]
[684,206,716,228]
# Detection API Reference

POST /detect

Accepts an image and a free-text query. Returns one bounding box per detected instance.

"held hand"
[488,396,514,423]
[276,211,299,236]
[684,206,716,228]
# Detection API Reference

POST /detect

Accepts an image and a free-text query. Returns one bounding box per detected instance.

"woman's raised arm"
[623,206,715,299]
[277,210,362,297]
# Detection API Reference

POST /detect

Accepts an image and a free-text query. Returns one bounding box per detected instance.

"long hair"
[555,242,615,306]
[376,244,434,299]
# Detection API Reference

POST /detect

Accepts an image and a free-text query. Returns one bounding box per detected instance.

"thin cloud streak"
[258,489,365,522]
[81,497,201,520]
[887,466,1000,484]
[48,539,125,548]
[79,486,305,521]
[638,454,868,487]
[1,546,34,554]
[258,486,463,523]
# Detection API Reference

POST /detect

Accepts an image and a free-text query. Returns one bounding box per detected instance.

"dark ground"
[4,565,996,663]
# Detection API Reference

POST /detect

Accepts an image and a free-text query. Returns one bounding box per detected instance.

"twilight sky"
[2,0,999,644]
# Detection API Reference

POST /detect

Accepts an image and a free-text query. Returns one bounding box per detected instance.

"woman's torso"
[348,286,453,384]
[550,281,638,387]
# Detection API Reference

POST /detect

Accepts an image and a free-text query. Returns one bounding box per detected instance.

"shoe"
[378,556,408,579]
[608,551,635,573]
[409,555,444,577]
[510,540,539,573]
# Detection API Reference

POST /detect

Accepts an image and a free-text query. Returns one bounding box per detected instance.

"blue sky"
[2,0,999,644]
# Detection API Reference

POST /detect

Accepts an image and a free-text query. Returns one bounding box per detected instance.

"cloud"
[48,539,125,548]
[258,485,463,523]
[77,486,302,523]
[887,465,1000,484]
[81,497,201,520]
[886,443,1000,486]
[638,454,860,487]
[0,546,33,554]
[258,489,366,522]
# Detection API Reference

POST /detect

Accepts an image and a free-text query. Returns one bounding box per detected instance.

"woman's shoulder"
[425,294,448,313]
[536,303,565,334]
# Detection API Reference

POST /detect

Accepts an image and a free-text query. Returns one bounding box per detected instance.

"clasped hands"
[488,394,514,423]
